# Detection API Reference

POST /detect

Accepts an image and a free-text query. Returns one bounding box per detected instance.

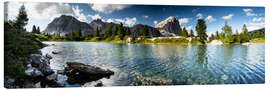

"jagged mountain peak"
[154,16,181,36]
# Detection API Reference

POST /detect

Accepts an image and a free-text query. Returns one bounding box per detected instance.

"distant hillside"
[249,28,265,35]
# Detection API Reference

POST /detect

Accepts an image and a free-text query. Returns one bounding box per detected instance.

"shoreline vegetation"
[4,5,265,88]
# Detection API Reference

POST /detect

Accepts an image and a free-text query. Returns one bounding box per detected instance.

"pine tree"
[153,30,161,37]
[125,27,131,36]
[14,5,29,31]
[74,27,82,40]
[117,23,125,40]
[141,25,149,37]
[189,30,194,37]
[105,25,112,38]
[37,27,40,34]
[182,27,188,37]
[215,31,219,40]
[221,22,233,43]
[32,25,36,33]
[195,19,208,44]
[113,25,118,36]
[240,24,250,43]
[95,27,100,37]
[178,28,183,36]
[235,29,241,43]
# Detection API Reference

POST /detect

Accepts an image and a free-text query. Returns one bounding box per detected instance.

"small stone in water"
[221,75,228,80]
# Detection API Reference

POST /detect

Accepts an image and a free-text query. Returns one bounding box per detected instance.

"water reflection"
[41,42,265,86]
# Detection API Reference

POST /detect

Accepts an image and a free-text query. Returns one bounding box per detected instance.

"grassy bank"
[4,22,45,78]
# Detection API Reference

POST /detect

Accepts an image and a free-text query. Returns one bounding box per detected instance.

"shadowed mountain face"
[43,15,93,36]
[43,15,182,37]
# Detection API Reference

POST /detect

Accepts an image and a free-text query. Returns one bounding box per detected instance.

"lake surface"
[41,42,265,86]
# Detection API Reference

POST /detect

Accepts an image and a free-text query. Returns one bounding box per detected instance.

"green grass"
[4,22,44,78]
[249,38,265,43]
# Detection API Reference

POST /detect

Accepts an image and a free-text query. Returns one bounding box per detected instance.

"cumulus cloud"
[246,17,265,30]
[243,8,257,16]
[186,26,193,30]
[222,14,233,20]
[106,17,137,26]
[7,2,74,32]
[72,6,88,22]
[106,18,114,23]
[252,17,264,22]
[90,4,130,14]
[154,20,158,25]
[196,13,203,19]
[205,16,216,23]
[88,14,102,20]
[178,18,189,25]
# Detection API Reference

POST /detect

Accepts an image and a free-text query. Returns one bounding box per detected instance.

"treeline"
[208,22,265,44]
[31,25,41,34]
[42,23,162,41]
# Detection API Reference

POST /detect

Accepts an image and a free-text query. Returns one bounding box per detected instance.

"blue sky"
[6,2,265,35]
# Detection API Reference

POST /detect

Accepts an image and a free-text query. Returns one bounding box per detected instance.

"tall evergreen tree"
[189,30,194,37]
[14,5,29,31]
[222,22,233,43]
[178,28,183,36]
[182,27,188,37]
[117,23,125,40]
[36,27,40,34]
[105,25,112,38]
[75,27,82,40]
[125,27,131,36]
[240,24,250,43]
[195,19,208,44]
[153,30,161,37]
[95,27,100,37]
[32,25,36,33]
[141,25,149,37]
[215,31,220,40]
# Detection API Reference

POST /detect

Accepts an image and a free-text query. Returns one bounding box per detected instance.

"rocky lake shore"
[4,49,115,88]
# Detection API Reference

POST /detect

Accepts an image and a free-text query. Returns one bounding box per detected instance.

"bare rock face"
[59,62,114,84]
[43,15,93,36]
[155,16,181,36]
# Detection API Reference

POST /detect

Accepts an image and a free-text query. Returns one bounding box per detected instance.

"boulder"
[25,67,44,77]
[4,76,15,88]
[92,81,103,87]
[61,62,114,84]
[30,54,42,67]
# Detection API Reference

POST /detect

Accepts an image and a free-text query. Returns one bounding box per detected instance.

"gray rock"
[25,67,44,77]
[30,54,42,67]
[46,73,57,81]
[34,82,41,88]
[63,62,114,84]
[4,76,15,88]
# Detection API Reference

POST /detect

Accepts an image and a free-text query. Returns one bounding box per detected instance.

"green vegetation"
[4,5,44,78]
[208,22,265,44]
[195,19,208,44]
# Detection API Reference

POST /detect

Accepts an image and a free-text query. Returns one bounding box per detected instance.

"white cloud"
[205,16,216,23]
[106,18,114,23]
[186,25,193,30]
[243,8,257,16]
[196,13,203,19]
[222,14,233,20]
[143,15,149,18]
[72,5,88,22]
[124,17,137,26]
[178,18,189,25]
[7,2,73,32]
[252,17,264,22]
[107,17,137,26]
[90,4,130,14]
[246,16,265,31]
[154,20,158,25]
[88,14,102,20]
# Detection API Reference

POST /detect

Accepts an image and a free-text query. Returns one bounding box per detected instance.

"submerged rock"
[4,76,16,88]
[52,51,60,54]
[60,62,114,84]
[131,74,172,86]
